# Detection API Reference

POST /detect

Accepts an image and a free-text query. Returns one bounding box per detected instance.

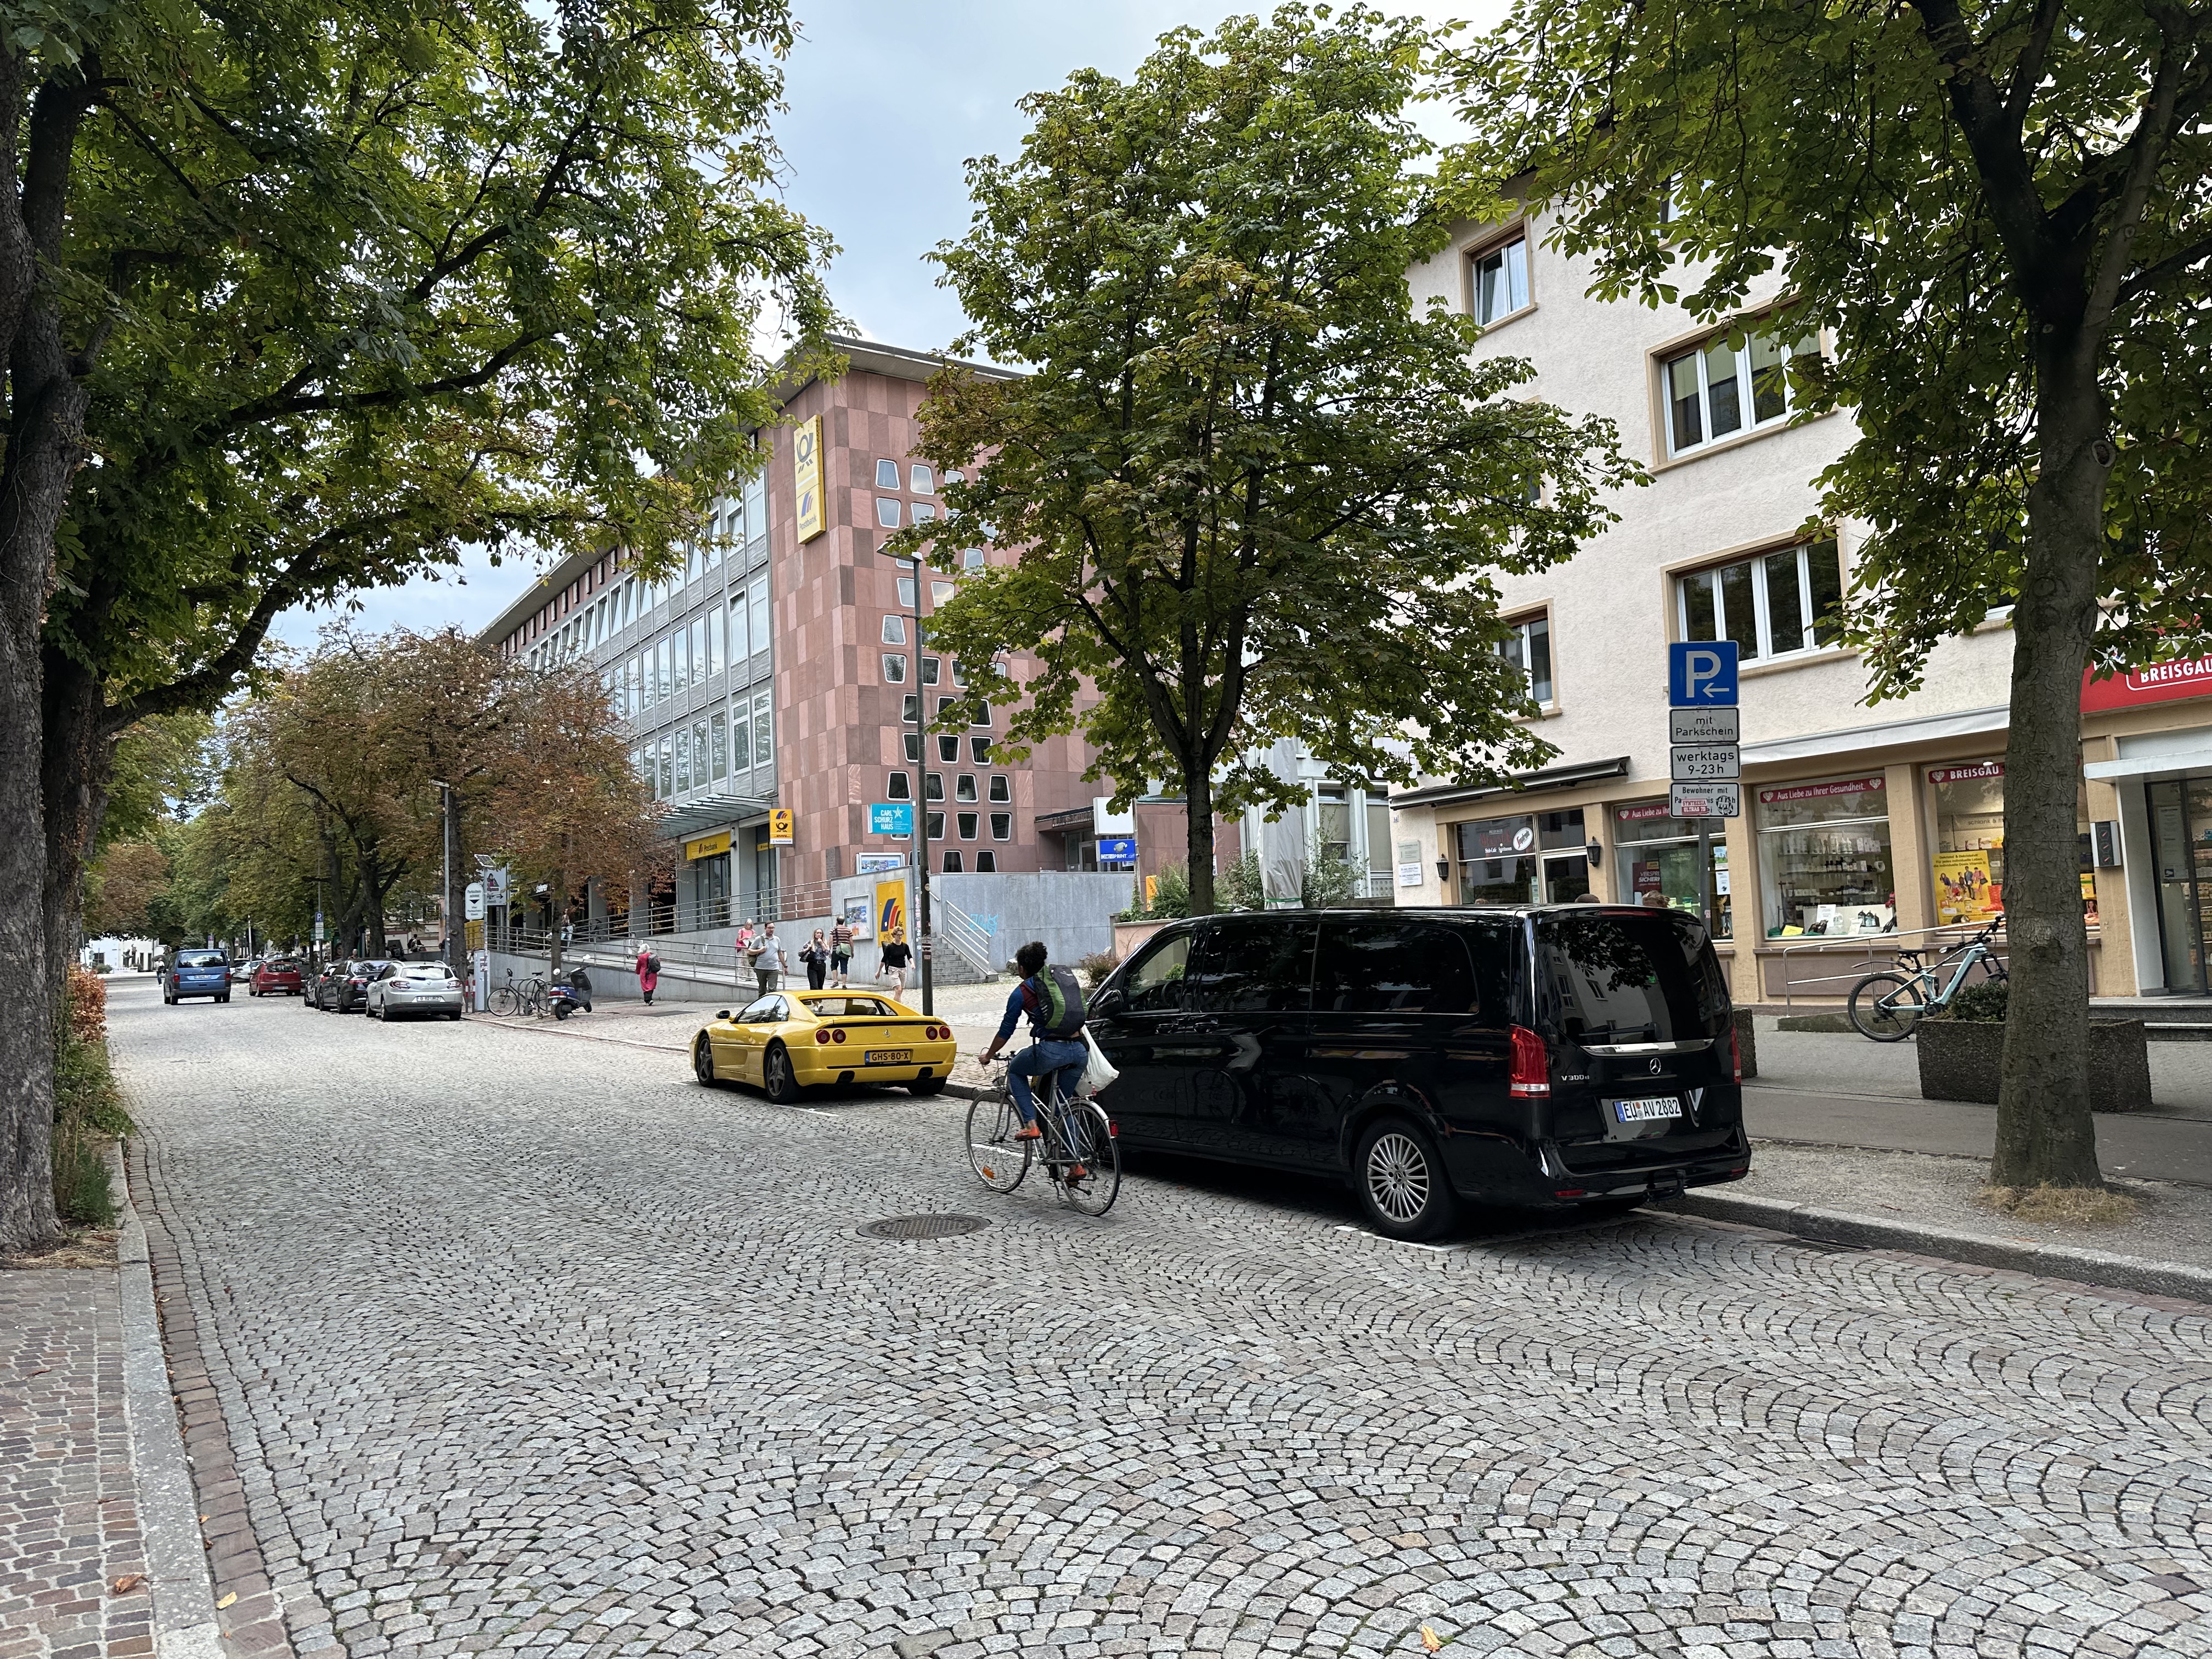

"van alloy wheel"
[1364,1132,1430,1225]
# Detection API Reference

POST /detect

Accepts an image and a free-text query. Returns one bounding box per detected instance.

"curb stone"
[1661,1188,2212,1308]
[112,1144,227,1659]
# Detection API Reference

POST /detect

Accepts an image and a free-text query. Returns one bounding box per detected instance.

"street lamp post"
[907,557,934,1015]
[430,780,458,975]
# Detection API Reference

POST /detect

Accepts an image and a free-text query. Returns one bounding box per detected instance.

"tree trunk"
[1183,759,1217,916]
[1991,339,2107,1192]
[41,654,112,1016]
[549,862,566,978]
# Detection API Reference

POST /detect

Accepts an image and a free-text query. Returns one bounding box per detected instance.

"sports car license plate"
[865,1048,912,1065]
[1611,1095,1682,1124]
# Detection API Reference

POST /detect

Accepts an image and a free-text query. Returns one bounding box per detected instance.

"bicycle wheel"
[966,1092,1030,1193]
[490,985,518,1017]
[1848,971,1926,1041]
[1054,1101,1121,1217]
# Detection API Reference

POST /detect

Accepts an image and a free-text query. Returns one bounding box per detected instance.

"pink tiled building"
[482,337,1107,930]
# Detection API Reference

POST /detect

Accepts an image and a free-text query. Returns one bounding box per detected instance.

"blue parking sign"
[1668,641,1739,706]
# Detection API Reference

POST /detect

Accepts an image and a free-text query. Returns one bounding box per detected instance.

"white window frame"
[1471,232,1531,325]
[910,464,935,494]
[1675,538,1844,664]
[876,498,901,528]
[990,812,1012,841]
[881,614,906,645]
[875,459,899,488]
[1660,325,1815,458]
[1499,610,1554,707]
[882,653,907,684]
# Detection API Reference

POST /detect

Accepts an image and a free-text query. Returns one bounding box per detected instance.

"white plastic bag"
[1077,1024,1120,1096]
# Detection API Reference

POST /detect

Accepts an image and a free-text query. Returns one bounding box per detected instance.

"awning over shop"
[1740,705,2008,768]
[658,792,775,843]
[1390,755,1630,811]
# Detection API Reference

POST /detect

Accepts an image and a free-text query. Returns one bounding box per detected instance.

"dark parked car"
[250,957,304,997]
[314,958,394,1012]
[1088,905,1749,1240]
[162,949,232,1005]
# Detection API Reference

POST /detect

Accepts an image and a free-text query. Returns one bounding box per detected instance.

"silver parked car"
[365,961,465,1022]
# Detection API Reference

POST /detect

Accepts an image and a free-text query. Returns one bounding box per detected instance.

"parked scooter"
[548,964,594,1020]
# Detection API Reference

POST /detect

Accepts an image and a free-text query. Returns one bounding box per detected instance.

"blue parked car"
[163,949,233,1005]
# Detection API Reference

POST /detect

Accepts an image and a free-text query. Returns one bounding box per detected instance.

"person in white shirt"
[752,925,787,994]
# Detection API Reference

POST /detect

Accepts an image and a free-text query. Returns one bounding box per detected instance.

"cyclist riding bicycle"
[979,940,1088,1148]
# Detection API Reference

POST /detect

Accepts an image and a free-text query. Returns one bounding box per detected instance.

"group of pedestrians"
[633,922,916,1003]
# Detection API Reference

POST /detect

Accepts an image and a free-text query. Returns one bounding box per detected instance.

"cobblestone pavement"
[108,978,2212,1659]
[0,1272,152,1658]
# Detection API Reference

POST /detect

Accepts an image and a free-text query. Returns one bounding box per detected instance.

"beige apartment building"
[1389,210,2212,1005]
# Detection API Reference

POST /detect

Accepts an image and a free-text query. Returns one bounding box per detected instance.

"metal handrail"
[1777,921,2007,1008]
[933,894,998,978]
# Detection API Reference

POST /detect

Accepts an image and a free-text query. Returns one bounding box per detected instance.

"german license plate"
[865,1048,912,1065]
[1611,1096,1682,1124]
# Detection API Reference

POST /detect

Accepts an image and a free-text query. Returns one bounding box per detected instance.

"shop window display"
[1756,775,1894,937]
[1613,803,1730,938]
[1929,761,2006,925]
[1455,814,1538,905]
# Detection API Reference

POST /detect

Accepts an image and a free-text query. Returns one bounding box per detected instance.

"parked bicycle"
[965,1058,1121,1216]
[1846,918,2007,1041]
[489,970,550,1019]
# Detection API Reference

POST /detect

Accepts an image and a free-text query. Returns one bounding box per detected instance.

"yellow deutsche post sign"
[768,808,795,846]
[682,830,732,862]
[793,415,823,542]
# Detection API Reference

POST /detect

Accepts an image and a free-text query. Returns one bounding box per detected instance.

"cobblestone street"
[106,977,2212,1658]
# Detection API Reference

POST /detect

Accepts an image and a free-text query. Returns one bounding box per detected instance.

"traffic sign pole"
[1666,641,1741,820]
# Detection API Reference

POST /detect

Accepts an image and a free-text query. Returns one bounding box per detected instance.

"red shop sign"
[1928,762,2004,786]
[2082,654,2212,713]
[1616,803,1679,822]
[1757,775,1886,806]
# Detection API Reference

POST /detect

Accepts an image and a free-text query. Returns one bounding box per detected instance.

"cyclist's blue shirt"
[993,977,1049,1045]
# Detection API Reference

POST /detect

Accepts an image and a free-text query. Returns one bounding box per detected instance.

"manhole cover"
[859,1214,989,1240]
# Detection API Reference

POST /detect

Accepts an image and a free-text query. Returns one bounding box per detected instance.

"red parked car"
[250,956,304,997]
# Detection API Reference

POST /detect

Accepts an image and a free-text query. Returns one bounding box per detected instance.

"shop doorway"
[2147,778,2212,993]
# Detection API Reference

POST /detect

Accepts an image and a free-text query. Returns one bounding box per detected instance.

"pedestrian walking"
[802,929,829,990]
[829,919,854,989]
[753,924,787,994]
[636,944,661,1005]
[877,931,911,996]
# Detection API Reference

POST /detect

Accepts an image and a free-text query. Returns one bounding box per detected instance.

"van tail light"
[1729,1026,1743,1084]
[1509,1025,1550,1097]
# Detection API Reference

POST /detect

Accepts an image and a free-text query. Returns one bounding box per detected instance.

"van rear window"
[177,951,227,968]
[1537,911,1727,1043]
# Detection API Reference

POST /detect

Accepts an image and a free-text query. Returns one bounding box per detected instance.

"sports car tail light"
[927,1024,946,1041]
[1509,1025,1550,1097]
[814,1028,832,1045]
[832,1028,847,1044]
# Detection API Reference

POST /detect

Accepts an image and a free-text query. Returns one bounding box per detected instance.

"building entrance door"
[2147,778,2212,993]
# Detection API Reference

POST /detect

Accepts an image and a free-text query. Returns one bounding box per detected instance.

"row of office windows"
[900,810,1014,842]
[526,475,768,672]
[1495,536,1843,706]
[600,578,772,718]
[1466,227,1819,461]
[885,772,1013,804]
[635,696,774,801]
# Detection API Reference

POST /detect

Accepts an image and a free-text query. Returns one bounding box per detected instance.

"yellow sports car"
[692,989,958,1102]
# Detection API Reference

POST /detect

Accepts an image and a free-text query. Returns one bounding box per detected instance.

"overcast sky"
[272,0,1504,651]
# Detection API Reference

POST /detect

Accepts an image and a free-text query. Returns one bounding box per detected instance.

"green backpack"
[1031,966,1087,1039]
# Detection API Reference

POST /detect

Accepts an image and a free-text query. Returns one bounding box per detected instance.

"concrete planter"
[1110,918,1171,962]
[1917,1017,2151,1113]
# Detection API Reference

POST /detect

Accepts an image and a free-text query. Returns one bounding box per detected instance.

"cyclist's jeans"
[1009,1039,1087,1124]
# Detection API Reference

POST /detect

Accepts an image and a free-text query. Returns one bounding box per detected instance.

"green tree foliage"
[898,5,1633,915]
[0,0,833,1251]
[1449,0,2212,1190]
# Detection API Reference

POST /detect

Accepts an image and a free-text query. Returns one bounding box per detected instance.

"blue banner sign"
[867,802,915,837]
[1097,836,1137,867]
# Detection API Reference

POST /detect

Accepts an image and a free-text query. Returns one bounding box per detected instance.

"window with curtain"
[1678,537,1844,662]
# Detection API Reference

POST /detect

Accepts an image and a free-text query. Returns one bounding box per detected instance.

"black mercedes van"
[1087,905,1750,1239]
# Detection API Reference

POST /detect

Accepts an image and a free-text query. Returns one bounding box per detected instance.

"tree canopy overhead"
[1448,0,2212,1189]
[0,0,834,1251]
[900,4,1634,913]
